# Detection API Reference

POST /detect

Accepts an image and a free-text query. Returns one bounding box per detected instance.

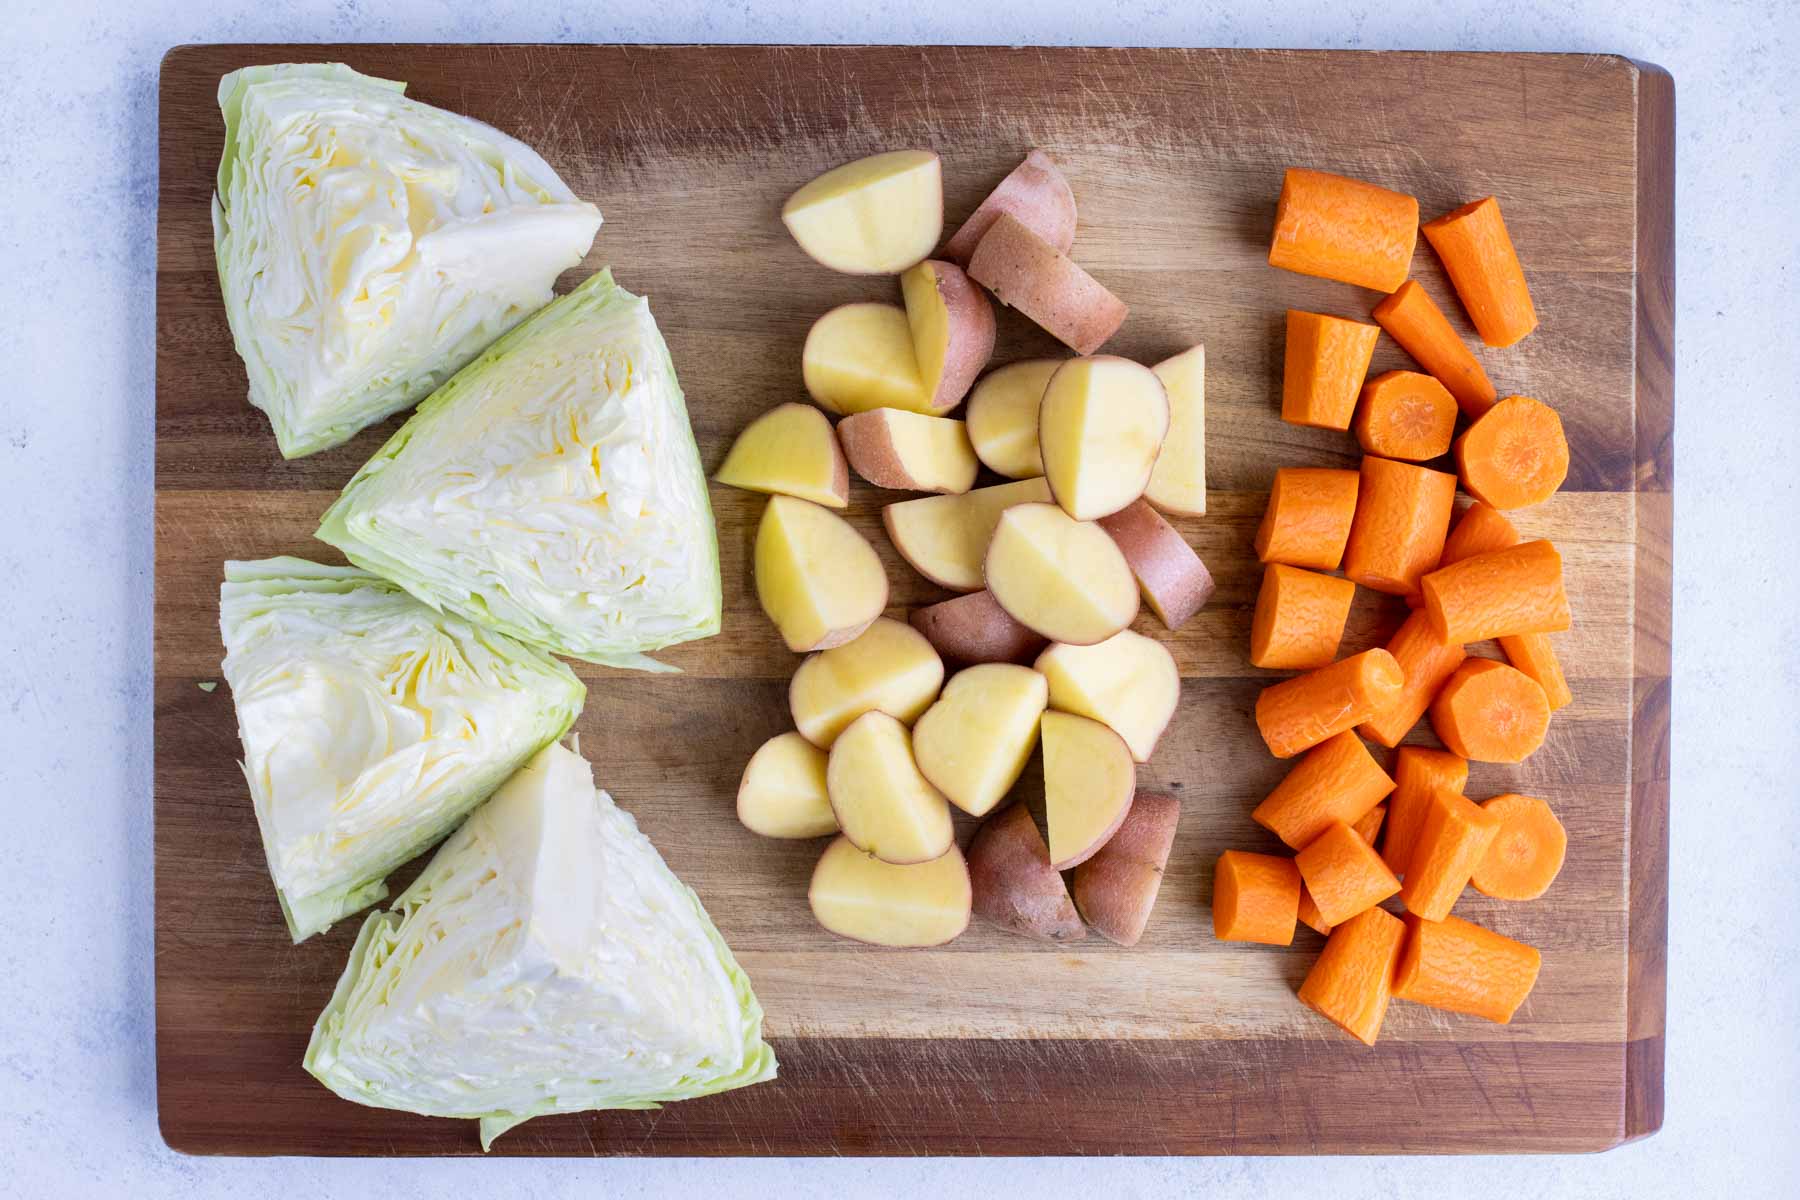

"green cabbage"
[305,742,776,1148]
[219,557,585,941]
[314,269,720,671]
[213,63,602,458]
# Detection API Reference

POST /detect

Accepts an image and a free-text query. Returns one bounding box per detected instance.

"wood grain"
[155,44,1670,1155]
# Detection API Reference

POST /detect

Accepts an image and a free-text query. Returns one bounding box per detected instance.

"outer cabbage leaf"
[219,557,585,941]
[315,269,720,670]
[212,63,602,458]
[304,742,776,1147]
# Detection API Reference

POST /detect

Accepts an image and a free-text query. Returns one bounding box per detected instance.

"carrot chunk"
[1254,649,1405,760]
[1283,310,1382,430]
[1268,168,1419,292]
[1433,506,1575,707]
[1253,730,1396,849]
[1342,456,1458,597]
[1297,886,1333,936]
[1455,395,1569,510]
[1394,913,1542,1023]
[1298,906,1407,1046]
[1250,564,1356,670]
[1398,789,1502,921]
[1421,539,1571,642]
[1351,803,1387,846]
[1253,467,1360,571]
[1212,850,1302,945]
[1296,821,1402,926]
[1353,370,1458,461]
[1421,197,1538,348]
[1382,747,1468,878]
[1356,610,1468,748]
[1430,658,1551,763]
[1498,633,1574,711]
[1470,793,1568,900]
[1372,280,1497,417]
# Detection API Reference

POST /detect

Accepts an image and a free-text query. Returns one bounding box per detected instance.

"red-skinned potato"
[1071,792,1180,946]
[1144,345,1207,515]
[715,402,849,508]
[1097,499,1215,630]
[1035,630,1180,763]
[968,213,1128,355]
[755,495,889,652]
[909,591,1047,665]
[942,149,1078,264]
[1041,711,1137,870]
[983,502,1139,645]
[809,836,971,947]
[736,732,838,838]
[967,803,1086,942]
[826,711,954,865]
[883,477,1052,591]
[1039,356,1170,521]
[964,358,1060,479]
[901,259,996,412]
[837,409,978,494]
[781,150,943,275]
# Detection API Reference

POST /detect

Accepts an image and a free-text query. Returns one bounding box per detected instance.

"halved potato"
[1071,791,1180,946]
[1035,630,1180,763]
[755,495,889,652]
[1039,356,1170,521]
[909,590,1047,665]
[1041,711,1137,869]
[782,150,943,275]
[964,359,1060,479]
[967,802,1085,942]
[802,303,932,415]
[1096,499,1215,630]
[789,617,945,748]
[943,149,1078,264]
[901,259,996,412]
[837,409,979,495]
[715,402,849,508]
[967,213,1127,354]
[736,732,838,838]
[809,835,971,947]
[882,477,1052,591]
[911,663,1049,816]
[983,502,1139,645]
[1144,345,1207,515]
[826,711,955,864]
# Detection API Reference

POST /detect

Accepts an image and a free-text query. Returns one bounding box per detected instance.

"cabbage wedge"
[213,63,602,458]
[315,269,720,670]
[219,557,585,941]
[305,741,776,1148]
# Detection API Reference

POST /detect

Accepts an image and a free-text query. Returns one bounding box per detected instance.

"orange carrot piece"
[1372,280,1498,417]
[1283,310,1382,430]
[1440,499,1521,566]
[1399,789,1502,920]
[1383,747,1468,877]
[1430,658,1551,763]
[1421,197,1538,348]
[1342,456,1458,598]
[1212,850,1301,945]
[1421,539,1571,642]
[1297,885,1333,936]
[1352,803,1387,846]
[1250,564,1356,670]
[1296,821,1402,926]
[1269,168,1419,293]
[1253,467,1360,570]
[1498,633,1574,711]
[1253,730,1396,849]
[1353,370,1458,461]
[1470,793,1568,900]
[1255,649,1405,760]
[1394,913,1542,1023]
[1356,610,1468,748]
[1455,395,1570,510]
[1298,906,1407,1046]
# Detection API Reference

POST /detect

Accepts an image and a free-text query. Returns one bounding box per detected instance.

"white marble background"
[3,0,1796,1195]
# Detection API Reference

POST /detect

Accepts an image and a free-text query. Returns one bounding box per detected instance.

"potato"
[901,259,996,411]
[789,617,945,748]
[1039,356,1170,521]
[715,402,849,508]
[802,303,932,415]
[983,502,1139,645]
[911,663,1049,816]
[1040,711,1137,869]
[967,802,1085,942]
[942,149,1078,265]
[1035,630,1180,763]
[809,835,971,947]
[908,590,1047,665]
[781,150,943,275]
[736,732,838,838]
[964,359,1059,479]
[882,477,1052,591]
[755,494,889,652]
[837,409,978,495]
[1071,791,1180,946]
[826,711,955,864]
[1096,499,1215,631]
[967,213,1127,354]
[1144,345,1207,515]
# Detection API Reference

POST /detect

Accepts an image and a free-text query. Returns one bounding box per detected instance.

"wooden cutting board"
[154,44,1672,1156]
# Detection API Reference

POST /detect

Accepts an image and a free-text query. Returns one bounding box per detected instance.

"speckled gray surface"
[3,0,1797,1195]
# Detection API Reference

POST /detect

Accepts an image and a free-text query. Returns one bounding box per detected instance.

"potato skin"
[912,260,997,412]
[1097,499,1216,630]
[909,591,1047,665]
[943,149,1078,264]
[1072,791,1181,946]
[968,803,1086,942]
[968,213,1126,355]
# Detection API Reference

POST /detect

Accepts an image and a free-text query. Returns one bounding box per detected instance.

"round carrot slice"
[1471,793,1568,900]
[1454,395,1569,510]
[1353,371,1458,461]
[1428,658,1551,763]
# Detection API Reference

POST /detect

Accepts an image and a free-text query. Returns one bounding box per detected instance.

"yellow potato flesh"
[983,502,1138,645]
[737,732,838,838]
[965,359,1058,479]
[1145,346,1207,515]
[809,836,971,947]
[803,303,931,415]
[883,411,979,493]
[1035,630,1180,762]
[826,712,954,864]
[789,618,945,747]
[1039,357,1170,520]
[882,477,1051,591]
[754,495,888,651]
[782,150,943,275]
[1041,711,1137,869]
[715,402,846,507]
[911,663,1048,816]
